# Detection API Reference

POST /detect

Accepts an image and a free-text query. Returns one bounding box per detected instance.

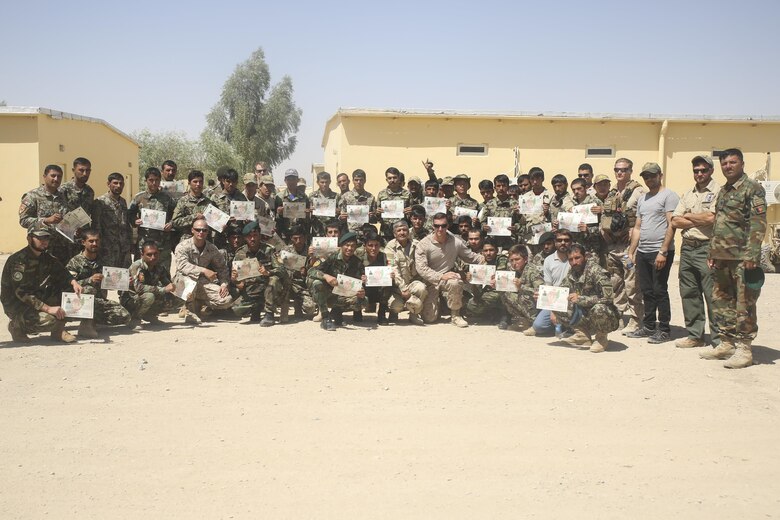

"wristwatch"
[659,251,668,257]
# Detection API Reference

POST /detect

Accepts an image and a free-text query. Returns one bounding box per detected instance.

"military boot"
[260,312,275,327]
[77,319,99,339]
[621,318,642,336]
[332,309,344,326]
[699,338,736,360]
[409,312,425,326]
[8,320,30,342]
[320,311,336,331]
[280,300,290,323]
[590,333,609,353]
[51,321,76,344]
[562,328,591,348]
[724,340,753,369]
[377,304,388,325]
[352,310,363,323]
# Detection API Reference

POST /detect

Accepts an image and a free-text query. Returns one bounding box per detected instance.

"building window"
[586,147,615,158]
[457,144,488,156]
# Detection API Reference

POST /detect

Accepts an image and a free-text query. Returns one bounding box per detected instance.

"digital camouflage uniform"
[338,189,376,237]
[520,189,552,247]
[127,189,176,270]
[553,261,621,338]
[93,193,132,268]
[171,193,213,242]
[275,188,310,242]
[377,187,410,240]
[362,250,391,312]
[573,194,605,263]
[18,186,71,264]
[309,189,340,237]
[480,196,522,250]
[279,244,317,317]
[549,192,575,222]
[212,189,248,249]
[307,250,365,314]
[121,258,173,320]
[1,247,73,335]
[531,249,553,268]
[465,255,509,321]
[709,174,767,341]
[230,243,287,318]
[66,253,131,326]
[385,238,427,315]
[501,260,544,329]
[60,180,96,257]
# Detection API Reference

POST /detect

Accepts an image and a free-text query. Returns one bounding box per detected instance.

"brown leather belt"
[682,237,709,249]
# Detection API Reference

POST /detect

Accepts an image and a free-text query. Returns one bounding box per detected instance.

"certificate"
[381,200,405,219]
[332,274,363,296]
[518,194,544,215]
[453,206,478,219]
[279,250,307,271]
[557,212,582,233]
[160,180,187,197]
[528,222,553,244]
[365,266,392,287]
[495,270,518,292]
[312,197,337,217]
[346,204,369,224]
[571,204,598,224]
[423,197,447,216]
[760,181,780,205]
[257,216,275,236]
[101,267,130,291]
[536,285,570,312]
[312,237,338,257]
[140,208,166,230]
[487,217,512,236]
[61,292,94,319]
[283,202,306,220]
[233,258,261,281]
[172,276,197,301]
[230,200,256,221]
[203,204,230,233]
[469,264,496,286]
[56,207,92,243]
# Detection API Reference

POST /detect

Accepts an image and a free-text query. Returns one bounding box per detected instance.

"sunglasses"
[432,223,448,229]
[692,168,710,174]
[193,228,208,233]
[256,169,267,173]
[614,168,631,173]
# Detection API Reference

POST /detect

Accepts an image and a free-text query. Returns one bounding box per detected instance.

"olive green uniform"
[66,253,131,326]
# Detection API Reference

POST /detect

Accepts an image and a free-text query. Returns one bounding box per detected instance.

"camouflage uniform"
[171,193,213,242]
[553,261,621,337]
[709,174,767,340]
[279,244,317,318]
[573,194,605,261]
[531,249,553,268]
[66,253,131,325]
[411,226,429,241]
[230,243,288,318]
[127,189,176,270]
[211,189,248,249]
[120,257,173,320]
[1,246,73,335]
[501,260,544,328]
[309,189,340,237]
[275,188,311,242]
[377,187,410,239]
[465,255,509,320]
[385,238,427,315]
[549,192,575,222]
[18,186,70,264]
[60,180,96,257]
[519,189,552,246]
[338,189,376,236]
[480,195,523,250]
[93,193,132,268]
[307,250,365,314]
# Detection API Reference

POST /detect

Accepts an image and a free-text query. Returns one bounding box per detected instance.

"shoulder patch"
[12,271,23,281]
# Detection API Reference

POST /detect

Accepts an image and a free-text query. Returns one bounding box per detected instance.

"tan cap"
[453,174,471,183]
[243,172,257,185]
[640,162,662,176]
[258,175,274,185]
[27,221,52,237]
[593,174,611,184]
[441,176,454,186]
[297,178,307,187]
[407,176,423,185]
[691,155,714,167]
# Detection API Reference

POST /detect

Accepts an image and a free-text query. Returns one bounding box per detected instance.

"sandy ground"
[1,254,779,519]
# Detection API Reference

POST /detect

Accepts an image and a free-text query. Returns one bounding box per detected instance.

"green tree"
[130,129,202,186]
[206,48,301,170]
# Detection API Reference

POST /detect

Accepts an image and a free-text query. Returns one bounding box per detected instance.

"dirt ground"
[1,255,779,519]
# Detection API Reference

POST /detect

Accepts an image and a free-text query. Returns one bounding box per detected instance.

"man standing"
[480,174,521,250]
[242,172,270,219]
[211,168,248,248]
[464,238,508,327]
[171,170,213,243]
[128,167,176,272]
[671,155,721,349]
[700,149,767,368]
[19,165,70,264]
[627,163,679,343]
[309,171,341,237]
[577,163,596,196]
[549,174,575,222]
[2,222,82,343]
[336,173,351,195]
[60,157,95,254]
[385,220,426,326]
[275,169,310,242]
[376,167,411,240]
[93,172,132,268]
[338,169,376,237]
[415,212,484,327]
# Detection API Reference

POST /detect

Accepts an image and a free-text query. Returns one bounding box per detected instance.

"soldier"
[256,174,278,216]
[254,161,270,184]
[309,171,341,237]
[554,244,621,353]
[501,244,543,333]
[161,160,178,182]
[601,157,645,335]
[449,174,481,227]
[211,168,248,249]
[671,155,721,349]
[2,222,83,343]
[174,217,233,324]
[549,174,575,222]
[60,157,96,255]
[700,149,767,368]
[530,231,556,267]
[230,221,287,326]
[577,163,596,196]
[93,172,132,268]
[121,240,175,325]
[464,238,509,326]
[279,226,317,321]
[480,174,522,250]
[361,230,392,324]
[520,168,552,248]
[336,172,351,195]
[19,165,70,264]
[127,167,176,271]
[409,204,429,241]
[385,220,426,326]
[242,172,270,220]
[307,231,367,331]
[570,177,603,260]
[275,168,311,242]
[478,179,495,205]
[338,169,376,238]
[517,174,531,195]
[376,167,411,240]
[171,170,213,243]
[407,176,424,206]
[65,230,132,338]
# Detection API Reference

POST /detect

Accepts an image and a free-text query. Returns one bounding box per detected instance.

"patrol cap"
[243,172,257,185]
[258,174,275,185]
[593,174,611,184]
[297,178,307,187]
[338,231,358,246]
[640,162,662,177]
[28,221,52,237]
[538,231,555,245]
[407,176,422,186]
[242,221,259,235]
[744,267,765,290]
[453,174,471,183]
[284,168,299,179]
[441,176,454,187]
[691,155,714,167]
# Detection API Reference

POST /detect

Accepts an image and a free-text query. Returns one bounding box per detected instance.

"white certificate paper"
[257,216,275,236]
[140,208,166,230]
[332,274,362,296]
[283,201,306,220]
[230,200,256,221]
[572,203,598,224]
[279,250,307,271]
[160,180,187,196]
[423,197,447,216]
[56,207,92,243]
[365,266,392,287]
[312,198,337,217]
[469,264,496,286]
[453,206,478,219]
[536,285,570,312]
[233,258,261,281]
[557,212,582,232]
[346,204,369,224]
[381,200,405,219]
[495,271,518,292]
[519,194,544,215]
[312,237,338,257]
[173,276,197,301]
[203,204,230,233]
[487,217,512,236]
[101,267,130,291]
[62,292,95,319]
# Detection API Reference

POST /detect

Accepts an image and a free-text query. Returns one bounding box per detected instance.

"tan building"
[322,108,780,224]
[0,107,139,252]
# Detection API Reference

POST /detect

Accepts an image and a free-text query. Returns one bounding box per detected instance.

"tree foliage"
[206,48,302,171]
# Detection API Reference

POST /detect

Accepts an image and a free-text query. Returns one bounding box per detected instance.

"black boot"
[249,308,261,322]
[332,309,344,326]
[320,310,336,331]
[260,312,275,327]
[377,304,388,325]
[352,310,362,323]
[388,311,398,323]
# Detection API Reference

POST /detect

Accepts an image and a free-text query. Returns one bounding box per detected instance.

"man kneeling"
[122,240,175,325]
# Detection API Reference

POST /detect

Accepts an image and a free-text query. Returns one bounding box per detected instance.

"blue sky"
[2,0,779,181]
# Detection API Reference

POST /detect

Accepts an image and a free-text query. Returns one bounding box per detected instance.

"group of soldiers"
[1,149,767,368]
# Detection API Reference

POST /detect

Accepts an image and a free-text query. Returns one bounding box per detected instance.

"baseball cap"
[407,176,422,186]
[593,174,611,184]
[258,175,274,185]
[284,168,299,179]
[441,176,454,187]
[640,162,662,177]
[692,155,714,167]
[243,172,257,185]
[28,221,52,237]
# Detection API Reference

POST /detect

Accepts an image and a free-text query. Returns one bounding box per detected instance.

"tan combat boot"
[590,333,609,353]
[699,338,736,360]
[77,319,99,339]
[562,328,591,348]
[621,318,641,336]
[724,340,753,369]
[51,321,76,343]
[451,311,468,328]
[675,337,705,349]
